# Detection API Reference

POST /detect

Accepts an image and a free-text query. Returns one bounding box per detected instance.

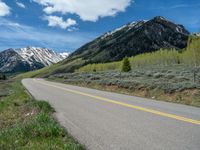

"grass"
[18,58,85,79]
[0,81,10,99]
[49,65,200,107]
[0,78,84,150]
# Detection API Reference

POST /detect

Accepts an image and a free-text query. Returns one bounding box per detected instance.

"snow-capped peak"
[101,20,147,39]
[15,47,67,67]
[193,33,200,36]
[59,52,69,59]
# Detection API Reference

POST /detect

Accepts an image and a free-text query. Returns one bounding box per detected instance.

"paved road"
[22,78,200,150]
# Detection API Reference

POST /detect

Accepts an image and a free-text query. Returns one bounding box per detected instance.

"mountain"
[194,33,200,36]
[28,16,190,77]
[2,16,190,76]
[71,16,189,63]
[0,49,30,73]
[59,52,70,59]
[0,47,68,73]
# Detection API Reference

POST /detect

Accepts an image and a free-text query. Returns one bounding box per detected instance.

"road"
[22,78,200,150]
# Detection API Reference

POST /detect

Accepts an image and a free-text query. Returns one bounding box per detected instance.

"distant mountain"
[194,33,200,37]
[71,16,190,63]
[0,47,68,73]
[0,49,30,73]
[59,52,70,59]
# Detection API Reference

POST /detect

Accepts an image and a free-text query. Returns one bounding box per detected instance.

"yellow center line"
[34,79,200,125]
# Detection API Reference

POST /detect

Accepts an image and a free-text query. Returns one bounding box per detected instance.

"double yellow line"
[34,79,200,125]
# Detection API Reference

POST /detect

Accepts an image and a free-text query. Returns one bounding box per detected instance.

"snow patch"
[59,52,69,59]
[15,47,67,66]
[194,33,200,36]
[101,20,147,39]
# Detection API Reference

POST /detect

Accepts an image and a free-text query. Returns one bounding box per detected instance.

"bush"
[0,74,7,80]
[121,57,131,72]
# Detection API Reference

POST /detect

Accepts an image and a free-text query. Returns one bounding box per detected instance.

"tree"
[0,74,6,80]
[121,57,131,72]
[3,74,6,80]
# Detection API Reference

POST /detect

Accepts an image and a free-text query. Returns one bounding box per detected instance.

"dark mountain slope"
[70,16,189,63]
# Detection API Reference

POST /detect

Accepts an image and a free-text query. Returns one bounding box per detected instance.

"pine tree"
[121,57,131,72]
[3,74,6,80]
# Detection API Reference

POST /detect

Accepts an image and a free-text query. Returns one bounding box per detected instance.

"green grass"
[0,79,84,150]
[0,81,10,99]
[18,58,85,78]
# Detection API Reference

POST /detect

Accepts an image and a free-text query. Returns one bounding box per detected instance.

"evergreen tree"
[3,74,6,80]
[121,57,131,72]
[0,74,6,80]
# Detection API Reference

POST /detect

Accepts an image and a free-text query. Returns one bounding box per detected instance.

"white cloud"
[0,18,97,51]
[16,1,26,8]
[33,0,132,22]
[44,15,77,29]
[0,1,10,16]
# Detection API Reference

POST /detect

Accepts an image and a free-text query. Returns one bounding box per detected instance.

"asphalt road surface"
[22,78,200,150]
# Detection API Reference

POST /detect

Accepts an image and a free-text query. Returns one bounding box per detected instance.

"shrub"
[0,74,7,80]
[121,57,131,72]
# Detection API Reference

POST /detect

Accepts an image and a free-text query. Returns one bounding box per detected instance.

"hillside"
[0,47,68,73]
[71,16,189,63]
[26,16,190,76]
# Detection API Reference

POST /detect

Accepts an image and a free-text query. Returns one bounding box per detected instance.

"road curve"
[22,78,200,150]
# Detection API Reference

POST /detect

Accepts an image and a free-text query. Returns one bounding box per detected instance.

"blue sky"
[0,0,199,52]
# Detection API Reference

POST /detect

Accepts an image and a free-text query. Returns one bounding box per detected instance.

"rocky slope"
[0,49,30,73]
[71,16,189,63]
[0,47,68,73]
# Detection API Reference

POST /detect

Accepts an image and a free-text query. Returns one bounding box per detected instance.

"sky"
[0,0,199,53]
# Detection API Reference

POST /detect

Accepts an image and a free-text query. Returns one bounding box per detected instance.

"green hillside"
[78,36,200,73]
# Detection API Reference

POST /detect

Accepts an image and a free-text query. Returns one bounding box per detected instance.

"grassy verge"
[49,65,200,107]
[0,79,84,149]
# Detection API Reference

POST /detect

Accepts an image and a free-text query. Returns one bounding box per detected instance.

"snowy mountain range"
[0,47,69,73]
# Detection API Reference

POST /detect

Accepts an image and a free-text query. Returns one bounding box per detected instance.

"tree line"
[77,36,200,73]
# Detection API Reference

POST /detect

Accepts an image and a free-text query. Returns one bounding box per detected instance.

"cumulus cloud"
[0,0,10,16]
[33,0,132,22]
[44,15,77,29]
[16,1,26,8]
